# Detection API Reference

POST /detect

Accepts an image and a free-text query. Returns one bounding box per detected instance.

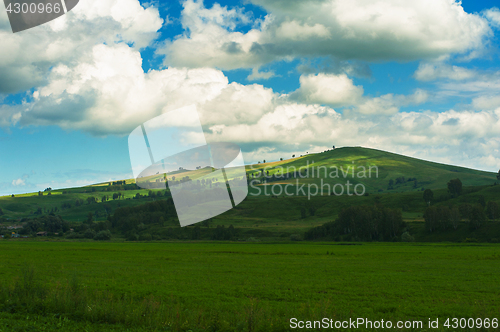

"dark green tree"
[423,189,433,205]
[191,225,201,240]
[450,206,460,230]
[86,212,94,224]
[447,178,462,197]
[497,169,500,181]
[469,204,486,230]
[478,195,486,208]
[459,203,472,220]
[486,201,499,220]
[201,218,212,228]
[424,206,438,233]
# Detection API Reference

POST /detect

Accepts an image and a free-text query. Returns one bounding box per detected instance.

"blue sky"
[1,0,500,196]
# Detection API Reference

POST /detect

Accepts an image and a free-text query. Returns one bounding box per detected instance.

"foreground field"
[0,242,499,331]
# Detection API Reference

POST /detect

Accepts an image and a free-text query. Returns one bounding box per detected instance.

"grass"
[0,241,499,331]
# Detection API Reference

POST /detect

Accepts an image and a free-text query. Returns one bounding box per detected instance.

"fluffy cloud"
[413,62,500,107]
[0,0,162,94]
[9,54,428,135]
[291,73,364,107]
[15,44,229,135]
[4,52,499,171]
[484,7,500,27]
[159,0,491,71]
[353,89,428,115]
[206,99,500,171]
[11,178,25,186]
[472,95,500,110]
[414,63,477,81]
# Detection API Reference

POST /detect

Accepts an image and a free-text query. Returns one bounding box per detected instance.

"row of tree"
[304,205,405,241]
[424,201,499,232]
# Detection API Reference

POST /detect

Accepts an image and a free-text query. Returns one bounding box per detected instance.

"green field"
[0,241,499,331]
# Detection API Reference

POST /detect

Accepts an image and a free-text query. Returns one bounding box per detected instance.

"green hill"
[246,147,496,195]
[1,147,498,243]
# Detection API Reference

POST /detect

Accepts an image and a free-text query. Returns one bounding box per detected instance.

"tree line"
[304,205,405,241]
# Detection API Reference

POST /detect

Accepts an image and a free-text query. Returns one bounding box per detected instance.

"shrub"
[93,230,112,241]
[401,232,414,242]
[66,232,84,239]
[126,233,139,241]
[139,233,152,241]
[290,234,302,241]
[83,229,96,239]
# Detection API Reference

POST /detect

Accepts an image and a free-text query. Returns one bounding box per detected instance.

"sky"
[1,0,500,196]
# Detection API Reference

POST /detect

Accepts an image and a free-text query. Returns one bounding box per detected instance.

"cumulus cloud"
[15,44,230,135]
[3,54,499,172]
[291,73,364,107]
[353,89,429,115]
[472,95,500,110]
[203,97,500,171]
[11,178,25,186]
[247,68,276,81]
[414,63,477,81]
[484,7,500,27]
[159,0,491,71]
[413,62,500,106]
[0,0,162,94]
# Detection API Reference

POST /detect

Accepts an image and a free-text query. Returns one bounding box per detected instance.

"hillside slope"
[246,147,496,194]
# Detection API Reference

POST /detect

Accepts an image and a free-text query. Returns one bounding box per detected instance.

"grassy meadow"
[0,241,499,331]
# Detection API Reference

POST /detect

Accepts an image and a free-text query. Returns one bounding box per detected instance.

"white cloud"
[353,89,428,115]
[159,0,491,70]
[472,95,500,110]
[247,68,276,81]
[15,44,230,135]
[413,62,500,107]
[0,0,162,93]
[292,73,364,107]
[484,7,500,27]
[3,54,499,172]
[414,63,477,81]
[11,178,25,186]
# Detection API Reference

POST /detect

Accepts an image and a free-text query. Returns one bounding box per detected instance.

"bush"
[83,229,96,239]
[462,238,479,243]
[138,233,152,241]
[290,234,302,241]
[66,232,84,239]
[401,232,414,242]
[93,230,112,241]
[126,233,139,241]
